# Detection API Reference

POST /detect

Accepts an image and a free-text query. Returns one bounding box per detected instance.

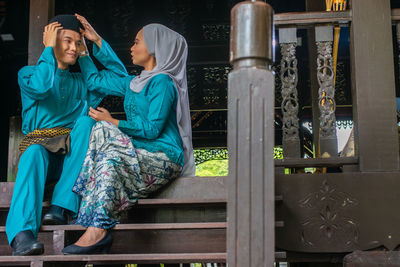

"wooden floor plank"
[0,221,288,232]
[0,252,286,264]
[0,198,228,209]
[275,157,358,168]
[43,222,227,231]
[0,222,227,233]
[0,195,281,209]
[0,253,227,264]
[136,198,227,205]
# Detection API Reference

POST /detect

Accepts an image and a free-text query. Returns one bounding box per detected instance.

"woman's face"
[130,29,154,67]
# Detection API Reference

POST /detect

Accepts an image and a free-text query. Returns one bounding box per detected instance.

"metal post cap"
[230,0,274,67]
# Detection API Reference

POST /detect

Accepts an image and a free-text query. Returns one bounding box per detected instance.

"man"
[5,14,114,256]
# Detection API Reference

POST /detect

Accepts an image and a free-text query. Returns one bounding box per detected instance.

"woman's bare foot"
[74,227,107,247]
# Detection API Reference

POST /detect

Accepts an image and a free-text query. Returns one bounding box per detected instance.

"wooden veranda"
[0,0,400,266]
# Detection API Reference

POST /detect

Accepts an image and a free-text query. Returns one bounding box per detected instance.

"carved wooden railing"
[275,5,400,169]
[276,11,346,160]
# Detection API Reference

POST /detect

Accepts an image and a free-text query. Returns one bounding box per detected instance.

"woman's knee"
[94,120,116,130]
[92,121,119,136]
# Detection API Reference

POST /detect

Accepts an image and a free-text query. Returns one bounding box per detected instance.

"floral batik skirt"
[72,121,182,229]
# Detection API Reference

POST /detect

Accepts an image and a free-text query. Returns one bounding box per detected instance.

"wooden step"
[275,157,358,168]
[0,253,227,266]
[0,221,283,232]
[0,251,286,266]
[137,195,283,205]
[137,198,226,206]
[42,222,227,231]
[0,181,282,208]
[0,223,227,256]
[0,222,283,256]
[0,196,283,209]
[0,177,228,209]
[0,198,228,209]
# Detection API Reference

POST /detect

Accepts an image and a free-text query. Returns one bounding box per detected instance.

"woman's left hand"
[89,107,119,126]
[75,13,102,48]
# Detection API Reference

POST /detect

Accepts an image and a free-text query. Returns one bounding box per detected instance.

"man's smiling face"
[54,29,82,69]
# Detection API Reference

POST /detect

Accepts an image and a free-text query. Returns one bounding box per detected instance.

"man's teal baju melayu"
[5,44,125,245]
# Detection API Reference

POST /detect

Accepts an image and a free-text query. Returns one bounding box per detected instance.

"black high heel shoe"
[61,231,112,255]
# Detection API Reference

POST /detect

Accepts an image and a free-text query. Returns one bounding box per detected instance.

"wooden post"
[53,230,65,255]
[228,1,275,266]
[306,0,325,158]
[350,0,400,171]
[28,0,54,65]
[7,116,23,182]
[30,260,43,267]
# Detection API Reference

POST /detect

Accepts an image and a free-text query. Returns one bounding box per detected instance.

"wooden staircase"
[0,178,285,266]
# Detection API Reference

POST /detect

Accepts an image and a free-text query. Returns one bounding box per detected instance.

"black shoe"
[62,231,112,255]
[11,230,44,256]
[42,205,68,225]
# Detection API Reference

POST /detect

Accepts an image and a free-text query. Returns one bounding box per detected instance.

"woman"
[61,14,195,254]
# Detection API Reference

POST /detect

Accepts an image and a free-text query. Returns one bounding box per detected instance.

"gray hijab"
[129,23,195,177]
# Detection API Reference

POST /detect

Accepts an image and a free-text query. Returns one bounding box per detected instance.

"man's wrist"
[44,43,55,48]
[79,50,89,57]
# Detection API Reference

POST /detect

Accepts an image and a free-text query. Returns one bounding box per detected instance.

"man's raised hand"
[43,22,62,48]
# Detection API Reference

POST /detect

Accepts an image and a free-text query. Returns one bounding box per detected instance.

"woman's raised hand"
[75,14,102,48]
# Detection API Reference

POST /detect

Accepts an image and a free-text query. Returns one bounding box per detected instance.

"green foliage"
[274,146,283,159]
[195,147,283,176]
[196,159,228,176]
